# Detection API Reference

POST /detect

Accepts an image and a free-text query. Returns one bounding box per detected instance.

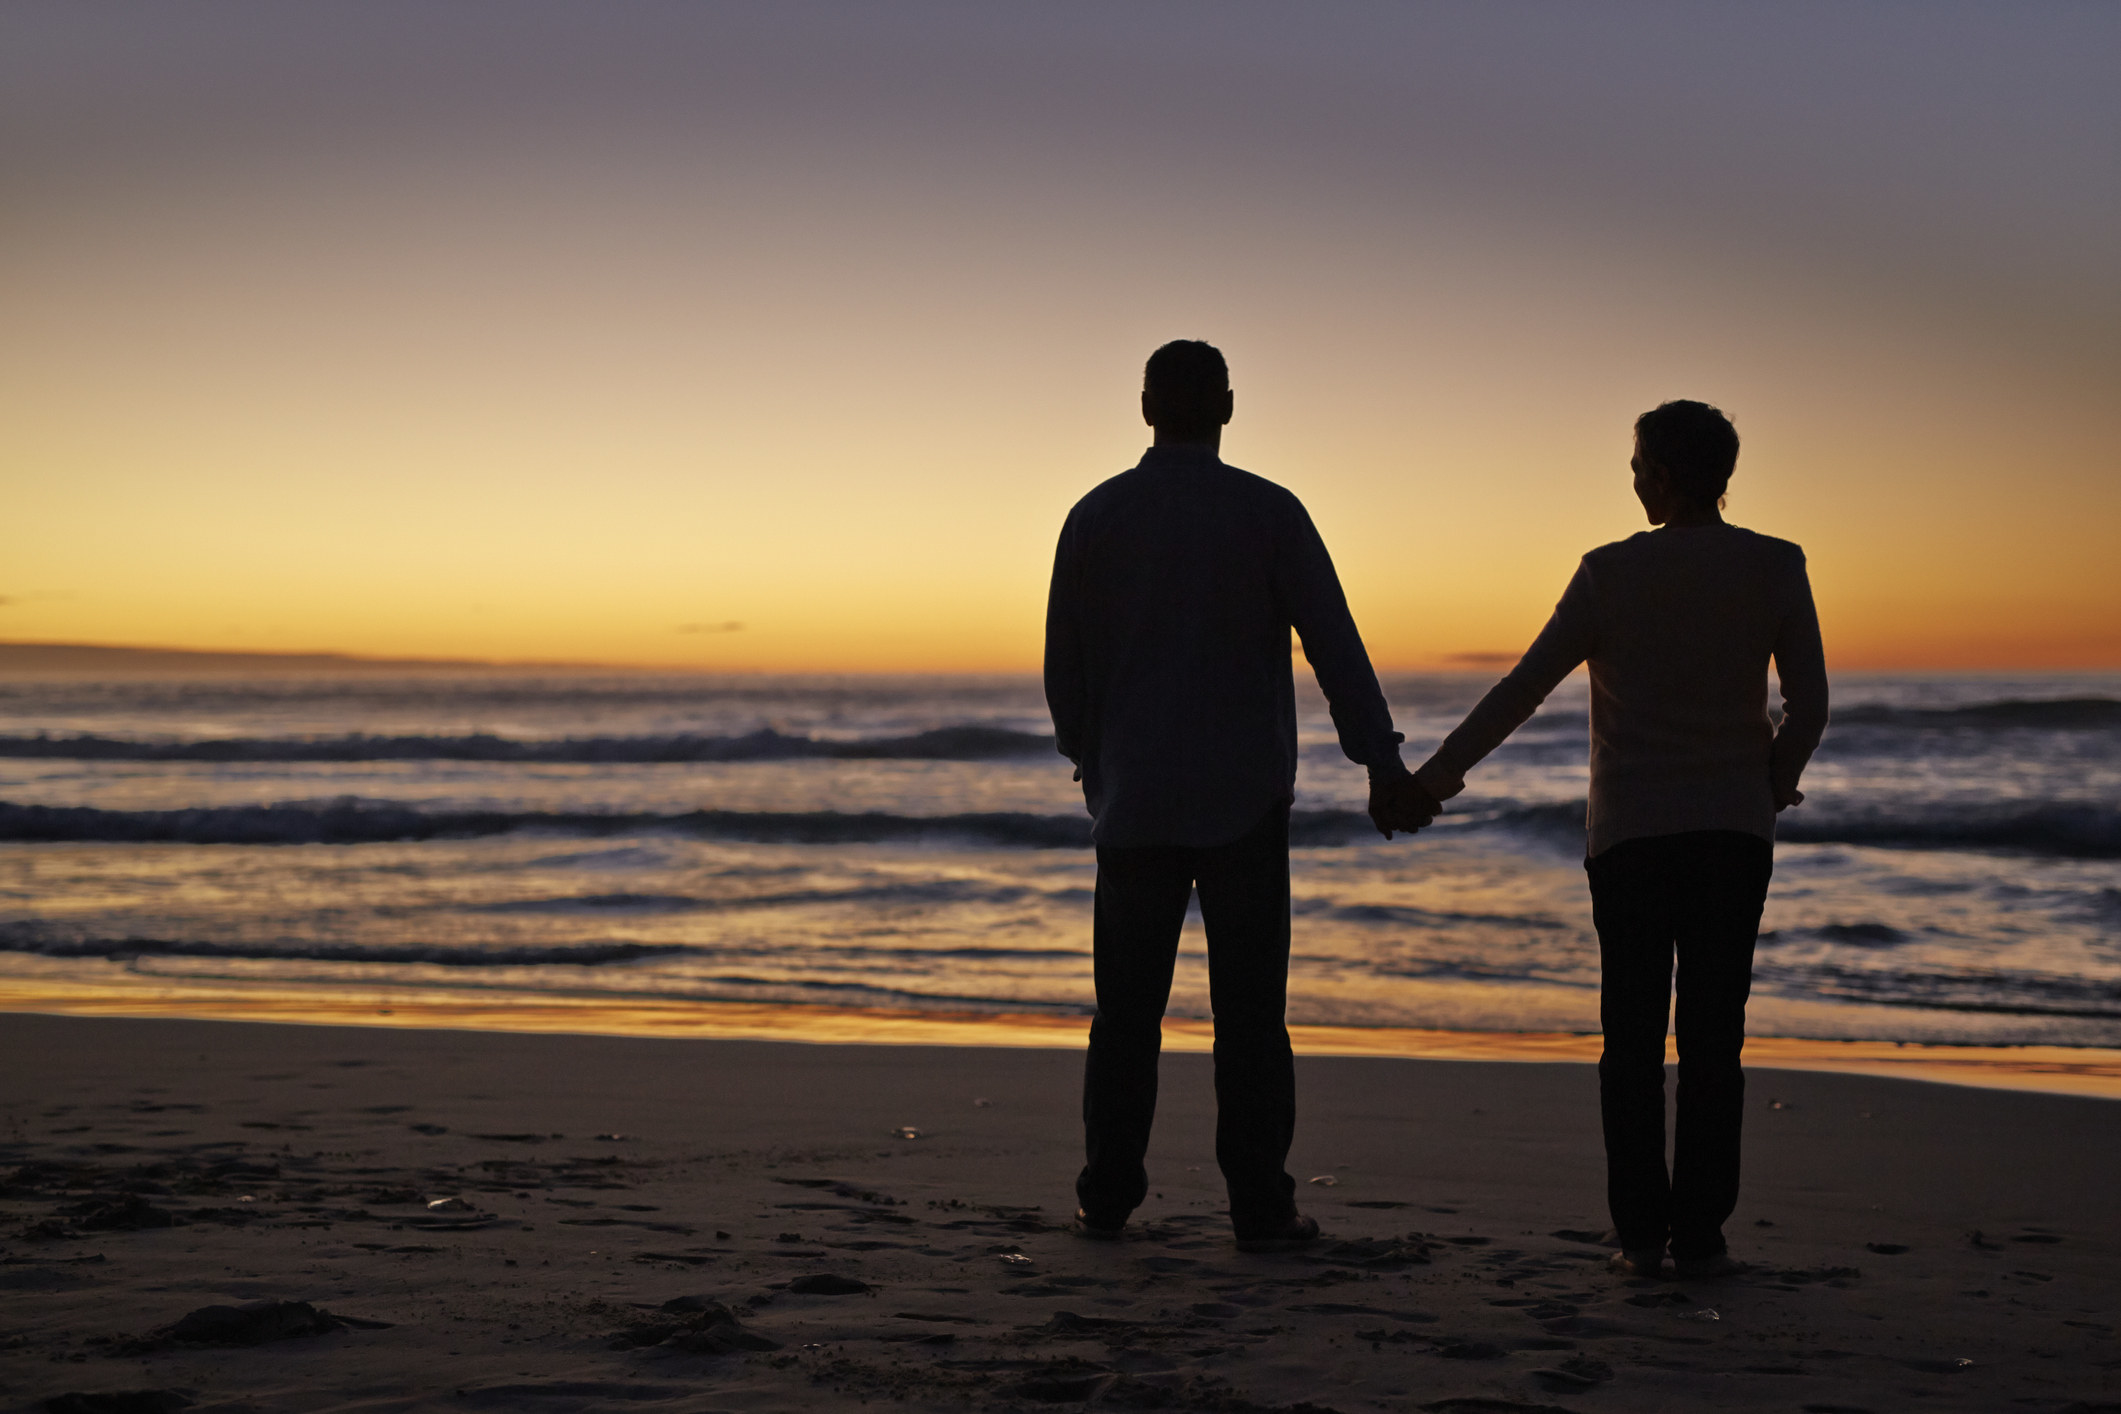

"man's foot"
[1234,1212,1320,1253]
[1673,1252,1753,1281]
[1073,1208,1127,1241]
[1607,1248,1667,1279]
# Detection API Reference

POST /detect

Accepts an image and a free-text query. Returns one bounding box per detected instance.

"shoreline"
[5,975,2118,1100]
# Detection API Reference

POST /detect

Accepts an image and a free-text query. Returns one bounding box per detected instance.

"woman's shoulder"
[1723,524,1808,568]
[1588,524,1805,559]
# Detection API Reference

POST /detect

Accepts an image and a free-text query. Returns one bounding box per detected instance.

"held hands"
[1368,773,1443,839]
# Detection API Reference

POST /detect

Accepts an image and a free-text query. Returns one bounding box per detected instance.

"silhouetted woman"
[1412,400,1827,1279]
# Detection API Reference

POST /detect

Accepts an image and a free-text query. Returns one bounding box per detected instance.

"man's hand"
[1368,774,1442,839]
[1773,783,1805,812]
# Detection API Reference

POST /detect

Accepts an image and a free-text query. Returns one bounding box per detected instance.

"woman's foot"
[1234,1212,1320,1253]
[1607,1247,1667,1279]
[1073,1208,1127,1240]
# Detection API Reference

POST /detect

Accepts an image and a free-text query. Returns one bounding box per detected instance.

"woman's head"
[1632,400,1739,523]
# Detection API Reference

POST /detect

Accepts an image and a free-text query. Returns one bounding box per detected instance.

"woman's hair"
[1635,400,1739,508]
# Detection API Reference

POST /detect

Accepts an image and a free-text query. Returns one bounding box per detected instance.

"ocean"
[1,671,2116,1047]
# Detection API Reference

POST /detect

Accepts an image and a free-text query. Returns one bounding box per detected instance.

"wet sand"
[1,1012,2115,1413]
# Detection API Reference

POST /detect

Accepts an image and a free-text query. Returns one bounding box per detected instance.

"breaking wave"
[1827,697,2121,731]
[0,725,1056,763]
[4,797,2117,857]
[0,931,683,967]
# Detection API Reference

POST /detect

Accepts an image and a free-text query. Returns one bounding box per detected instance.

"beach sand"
[1,1013,2115,1414]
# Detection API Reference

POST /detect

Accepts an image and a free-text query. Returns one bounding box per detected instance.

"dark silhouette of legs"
[1078,839,1192,1222]
[1077,807,1296,1232]
[1588,831,1771,1260]
[1195,808,1297,1232]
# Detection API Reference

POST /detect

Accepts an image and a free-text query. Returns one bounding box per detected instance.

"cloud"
[676,621,744,635]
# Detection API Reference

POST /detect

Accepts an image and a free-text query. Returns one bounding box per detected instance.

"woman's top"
[1413,523,1828,857]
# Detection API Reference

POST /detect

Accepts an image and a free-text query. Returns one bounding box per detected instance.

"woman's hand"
[1368,775,1443,838]
[1773,783,1805,811]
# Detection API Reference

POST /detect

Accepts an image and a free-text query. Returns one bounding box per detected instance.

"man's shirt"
[1043,444,1405,849]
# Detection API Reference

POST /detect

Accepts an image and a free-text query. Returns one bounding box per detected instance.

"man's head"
[1142,340,1233,444]
[1632,399,1739,514]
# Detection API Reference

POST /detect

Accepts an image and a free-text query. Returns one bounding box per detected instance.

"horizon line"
[0,639,2116,678]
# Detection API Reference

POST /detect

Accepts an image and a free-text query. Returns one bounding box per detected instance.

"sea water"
[0,672,2115,1046]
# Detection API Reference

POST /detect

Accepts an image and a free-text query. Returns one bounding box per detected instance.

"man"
[1044,339,1437,1250]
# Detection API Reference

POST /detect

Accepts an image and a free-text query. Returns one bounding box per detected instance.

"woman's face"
[1630,437,1670,525]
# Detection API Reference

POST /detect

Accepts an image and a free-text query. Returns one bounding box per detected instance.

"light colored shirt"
[1044,444,1406,849]
[1414,523,1828,857]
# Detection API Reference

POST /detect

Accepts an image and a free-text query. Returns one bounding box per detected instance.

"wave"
[0,924,1090,969]
[1776,804,2121,858]
[1757,960,2121,1019]
[5,797,2117,857]
[1758,922,1912,948]
[0,931,684,967]
[1828,697,2121,731]
[473,879,1044,914]
[0,799,1099,847]
[0,725,1056,764]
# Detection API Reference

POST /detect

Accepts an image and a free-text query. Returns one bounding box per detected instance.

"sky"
[4,1,2117,672]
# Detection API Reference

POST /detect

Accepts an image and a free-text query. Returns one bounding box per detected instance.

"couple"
[1043,340,1828,1279]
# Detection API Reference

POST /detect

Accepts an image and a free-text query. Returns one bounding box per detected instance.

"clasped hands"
[1368,773,1443,839]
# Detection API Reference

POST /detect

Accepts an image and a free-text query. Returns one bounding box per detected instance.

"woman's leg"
[1669,832,1773,1262]
[1588,837,1680,1255]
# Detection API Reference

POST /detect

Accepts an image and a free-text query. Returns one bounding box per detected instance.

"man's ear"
[1141,389,1158,428]
[1218,389,1234,426]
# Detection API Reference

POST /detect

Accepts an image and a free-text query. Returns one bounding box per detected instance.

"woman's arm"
[1769,556,1828,808]
[1414,560,1597,804]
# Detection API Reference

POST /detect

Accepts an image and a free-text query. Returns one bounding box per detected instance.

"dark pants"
[1077,805,1297,1234]
[1586,829,1773,1261]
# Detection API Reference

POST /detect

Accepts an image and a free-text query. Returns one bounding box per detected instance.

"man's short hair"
[1634,399,1739,506]
[1143,340,1229,427]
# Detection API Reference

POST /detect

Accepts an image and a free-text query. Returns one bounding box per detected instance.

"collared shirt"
[1044,444,1405,849]
[1414,523,1829,857]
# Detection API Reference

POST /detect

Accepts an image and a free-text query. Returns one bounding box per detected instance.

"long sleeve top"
[1413,523,1828,857]
[1044,444,1406,849]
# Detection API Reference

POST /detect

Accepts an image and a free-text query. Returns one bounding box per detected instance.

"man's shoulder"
[1215,460,1305,508]
[1068,459,1304,518]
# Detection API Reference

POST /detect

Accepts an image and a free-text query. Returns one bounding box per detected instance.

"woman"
[1412,399,1827,1280]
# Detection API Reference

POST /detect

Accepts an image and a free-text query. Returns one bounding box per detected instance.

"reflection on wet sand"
[4,977,2118,1099]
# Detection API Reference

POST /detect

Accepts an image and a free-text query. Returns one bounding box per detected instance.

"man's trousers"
[1077,805,1298,1235]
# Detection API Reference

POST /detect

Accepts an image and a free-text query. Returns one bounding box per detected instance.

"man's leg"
[1077,842,1194,1224]
[1587,837,1680,1257]
[1669,832,1773,1263]
[1193,806,1297,1235]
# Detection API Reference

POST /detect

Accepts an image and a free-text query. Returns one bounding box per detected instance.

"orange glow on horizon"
[3,8,2115,675]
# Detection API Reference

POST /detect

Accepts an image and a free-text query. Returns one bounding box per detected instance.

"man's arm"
[1043,510,1088,775]
[1769,555,1828,809]
[1278,499,1404,774]
[1413,561,1596,803]
[1274,499,1433,833]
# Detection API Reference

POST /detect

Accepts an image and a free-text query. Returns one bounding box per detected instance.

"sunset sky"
[4,2,2116,672]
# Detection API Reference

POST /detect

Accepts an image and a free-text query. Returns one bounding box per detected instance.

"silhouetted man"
[1044,340,1436,1250]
